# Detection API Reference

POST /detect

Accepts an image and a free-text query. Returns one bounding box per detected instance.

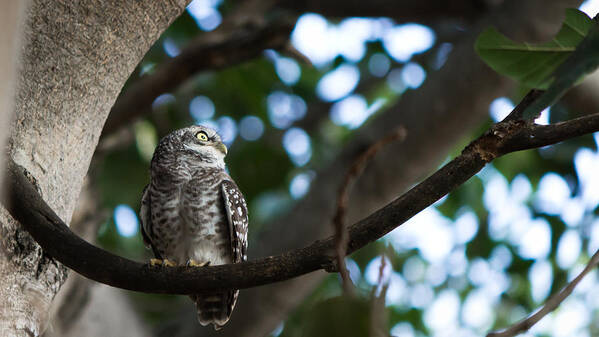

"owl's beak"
[215,143,228,155]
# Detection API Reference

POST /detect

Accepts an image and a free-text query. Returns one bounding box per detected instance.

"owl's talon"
[150,258,163,266]
[163,259,177,267]
[187,259,210,267]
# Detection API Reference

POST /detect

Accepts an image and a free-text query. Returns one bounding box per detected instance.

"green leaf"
[475,9,593,89]
[522,14,599,119]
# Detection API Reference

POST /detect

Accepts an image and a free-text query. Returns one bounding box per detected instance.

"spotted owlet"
[139,125,248,330]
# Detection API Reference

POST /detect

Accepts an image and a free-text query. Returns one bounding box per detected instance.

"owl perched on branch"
[140,125,248,330]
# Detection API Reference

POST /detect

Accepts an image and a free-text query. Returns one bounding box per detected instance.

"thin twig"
[487,248,599,337]
[333,127,406,295]
[369,254,389,337]
[377,253,388,295]
[503,89,544,122]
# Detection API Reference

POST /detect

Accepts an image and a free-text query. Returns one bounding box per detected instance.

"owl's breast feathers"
[143,168,226,261]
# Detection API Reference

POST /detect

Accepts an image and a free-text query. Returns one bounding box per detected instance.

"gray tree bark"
[0,1,190,336]
[45,283,151,337]
[0,0,28,192]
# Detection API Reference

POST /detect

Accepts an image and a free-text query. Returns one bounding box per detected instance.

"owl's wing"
[221,180,248,263]
[140,184,162,259]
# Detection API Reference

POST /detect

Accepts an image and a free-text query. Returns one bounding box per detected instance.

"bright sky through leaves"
[114,204,139,237]
[186,0,223,31]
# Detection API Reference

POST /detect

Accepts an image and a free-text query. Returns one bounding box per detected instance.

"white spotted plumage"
[139,125,249,330]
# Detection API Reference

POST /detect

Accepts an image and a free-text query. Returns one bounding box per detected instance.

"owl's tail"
[191,290,239,330]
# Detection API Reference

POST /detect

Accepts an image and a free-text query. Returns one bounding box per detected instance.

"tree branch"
[332,127,406,295]
[487,248,599,337]
[4,95,599,295]
[102,10,296,136]
[369,254,390,337]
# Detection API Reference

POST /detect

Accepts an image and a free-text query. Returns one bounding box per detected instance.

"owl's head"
[157,125,228,169]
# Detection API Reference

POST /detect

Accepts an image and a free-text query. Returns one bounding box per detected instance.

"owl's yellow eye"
[196,131,209,141]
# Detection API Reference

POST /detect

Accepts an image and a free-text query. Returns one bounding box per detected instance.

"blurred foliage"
[282,295,374,337]
[91,3,599,337]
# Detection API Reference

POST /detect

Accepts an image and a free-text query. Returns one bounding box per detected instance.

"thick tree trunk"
[45,282,151,337]
[0,0,28,192]
[0,1,189,335]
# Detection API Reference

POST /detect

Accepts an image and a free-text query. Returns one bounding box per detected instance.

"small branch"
[487,248,599,337]
[281,42,313,67]
[375,253,388,297]
[332,127,406,295]
[4,95,599,294]
[499,113,599,154]
[369,254,389,337]
[503,89,544,122]
[101,11,296,136]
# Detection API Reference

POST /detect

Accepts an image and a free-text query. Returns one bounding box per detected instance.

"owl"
[139,125,248,330]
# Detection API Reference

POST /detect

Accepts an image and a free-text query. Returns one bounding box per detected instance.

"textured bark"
[0,0,28,193]
[42,180,107,337]
[44,284,151,337]
[0,0,190,336]
[182,1,581,336]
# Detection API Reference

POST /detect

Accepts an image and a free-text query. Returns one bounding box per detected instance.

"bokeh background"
[58,1,599,336]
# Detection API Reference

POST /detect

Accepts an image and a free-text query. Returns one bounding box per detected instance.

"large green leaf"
[475,9,593,89]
